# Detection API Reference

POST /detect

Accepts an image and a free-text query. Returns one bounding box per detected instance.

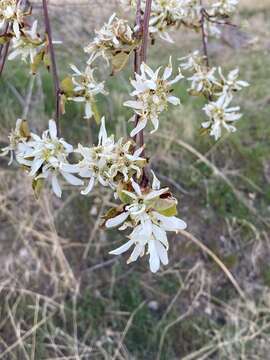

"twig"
[0,22,10,61]
[133,0,152,186]
[0,41,10,77]
[140,0,152,63]
[200,1,209,68]
[42,0,61,134]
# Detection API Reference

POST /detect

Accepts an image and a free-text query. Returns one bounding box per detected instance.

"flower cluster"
[8,20,50,73]
[61,118,146,195]
[1,118,146,198]
[0,118,30,165]
[61,63,107,120]
[0,0,31,39]
[210,0,239,17]
[124,59,182,136]
[179,51,249,140]
[84,13,138,74]
[104,174,186,272]
[0,2,59,74]
[121,0,239,43]
[5,119,83,197]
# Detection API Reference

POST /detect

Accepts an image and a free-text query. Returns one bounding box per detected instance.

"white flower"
[64,118,146,195]
[216,67,249,100]
[68,64,107,119]
[202,94,242,140]
[124,59,182,137]
[0,0,29,39]
[211,0,239,16]
[0,118,29,165]
[106,173,187,273]
[188,66,218,94]
[108,139,145,183]
[19,120,83,198]
[8,20,46,64]
[84,13,135,63]
[65,118,115,195]
[179,50,205,72]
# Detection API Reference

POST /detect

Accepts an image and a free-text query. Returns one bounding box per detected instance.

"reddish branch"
[133,0,152,187]
[200,2,210,68]
[42,0,61,134]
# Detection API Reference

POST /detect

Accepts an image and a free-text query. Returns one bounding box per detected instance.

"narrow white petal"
[130,118,147,137]
[81,177,95,195]
[128,243,144,263]
[109,239,134,255]
[105,211,129,228]
[61,171,83,186]
[52,174,62,198]
[156,241,169,266]
[29,158,44,176]
[49,119,57,139]
[148,240,160,273]
[155,213,187,231]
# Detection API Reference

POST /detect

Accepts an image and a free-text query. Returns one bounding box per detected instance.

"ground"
[0,1,270,359]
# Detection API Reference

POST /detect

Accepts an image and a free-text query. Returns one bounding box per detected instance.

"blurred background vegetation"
[0,0,270,359]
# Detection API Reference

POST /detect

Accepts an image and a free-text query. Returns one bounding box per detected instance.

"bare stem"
[42,0,61,134]
[140,0,152,63]
[200,1,210,68]
[0,23,11,77]
[133,0,152,186]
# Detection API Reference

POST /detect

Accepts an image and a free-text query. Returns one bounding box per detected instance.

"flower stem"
[42,0,61,134]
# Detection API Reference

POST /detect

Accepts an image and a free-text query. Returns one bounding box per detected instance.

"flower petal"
[106,211,129,228]
[109,239,134,255]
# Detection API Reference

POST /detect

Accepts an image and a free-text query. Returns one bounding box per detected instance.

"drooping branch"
[42,0,61,134]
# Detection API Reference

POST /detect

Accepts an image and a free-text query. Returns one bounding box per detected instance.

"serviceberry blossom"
[0,0,30,39]
[84,13,136,64]
[187,66,218,95]
[121,0,234,43]
[8,20,46,64]
[68,64,107,119]
[0,119,30,165]
[216,67,249,100]
[106,173,187,272]
[18,120,83,198]
[202,94,242,140]
[179,50,206,71]
[61,118,146,195]
[211,0,239,16]
[124,59,183,137]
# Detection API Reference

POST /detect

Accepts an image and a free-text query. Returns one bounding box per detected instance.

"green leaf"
[19,120,31,139]
[116,182,134,204]
[43,53,51,70]
[158,203,178,217]
[92,101,101,124]
[153,197,178,217]
[0,35,11,45]
[32,178,44,199]
[111,51,130,75]
[31,51,44,75]
[60,76,74,96]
